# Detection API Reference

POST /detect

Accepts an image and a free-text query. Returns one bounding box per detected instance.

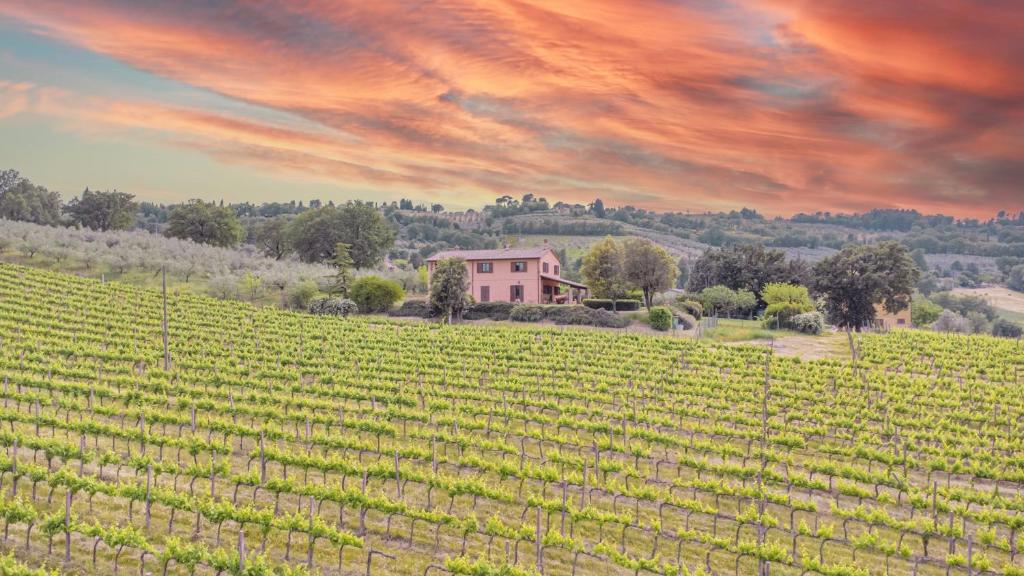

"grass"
[995,307,1024,325]
[699,318,801,342]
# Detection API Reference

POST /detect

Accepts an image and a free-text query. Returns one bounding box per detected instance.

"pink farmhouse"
[427,246,589,304]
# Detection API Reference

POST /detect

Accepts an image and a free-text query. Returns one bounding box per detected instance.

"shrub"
[992,319,1023,338]
[790,311,825,335]
[308,297,358,317]
[349,276,404,313]
[509,304,546,322]
[549,306,631,328]
[933,310,971,333]
[649,306,672,331]
[583,299,614,311]
[464,301,515,321]
[583,298,641,311]
[285,280,321,311]
[674,298,703,319]
[389,299,435,318]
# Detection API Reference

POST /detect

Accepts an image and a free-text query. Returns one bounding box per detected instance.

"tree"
[622,238,677,309]
[676,258,690,289]
[992,319,1023,338]
[813,242,920,330]
[329,242,355,297]
[430,258,470,323]
[254,217,291,260]
[0,177,62,225]
[1008,264,1024,292]
[0,169,21,194]
[165,200,243,247]
[590,198,606,218]
[349,276,404,313]
[687,244,809,303]
[65,189,137,231]
[580,236,626,299]
[762,283,814,328]
[695,285,757,318]
[911,294,943,327]
[285,202,396,267]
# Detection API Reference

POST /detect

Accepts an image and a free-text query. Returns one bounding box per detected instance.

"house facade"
[426,246,588,304]
[873,302,913,330]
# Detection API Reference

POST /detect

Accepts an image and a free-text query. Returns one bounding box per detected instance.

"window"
[476,262,493,273]
[510,285,524,302]
[897,318,906,326]
[543,262,549,273]
[512,261,527,273]
[480,286,490,302]
[554,265,560,276]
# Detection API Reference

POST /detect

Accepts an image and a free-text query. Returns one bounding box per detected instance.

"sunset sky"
[0,1,1021,217]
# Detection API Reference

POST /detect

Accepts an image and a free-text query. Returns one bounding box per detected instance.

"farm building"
[874,301,913,330]
[426,244,588,304]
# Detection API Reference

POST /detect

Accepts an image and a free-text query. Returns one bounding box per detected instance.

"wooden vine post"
[162,266,170,371]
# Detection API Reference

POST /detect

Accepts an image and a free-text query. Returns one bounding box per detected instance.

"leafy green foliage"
[622,237,677,309]
[349,275,404,313]
[813,242,920,330]
[165,199,243,247]
[580,236,626,299]
[430,257,471,322]
[649,306,672,331]
[285,203,396,267]
[0,174,61,226]
[65,189,137,231]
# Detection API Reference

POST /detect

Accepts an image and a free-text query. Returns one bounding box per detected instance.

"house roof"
[540,273,588,289]
[427,247,551,261]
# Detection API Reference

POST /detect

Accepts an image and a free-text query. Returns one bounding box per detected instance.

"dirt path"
[723,332,850,361]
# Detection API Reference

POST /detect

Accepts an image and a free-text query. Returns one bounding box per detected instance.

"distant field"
[951,286,1024,314]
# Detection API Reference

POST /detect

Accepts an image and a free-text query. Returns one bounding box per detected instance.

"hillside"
[1,263,1023,575]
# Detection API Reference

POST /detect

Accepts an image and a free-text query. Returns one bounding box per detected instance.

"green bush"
[649,306,672,331]
[509,304,546,322]
[285,280,321,311]
[308,297,358,317]
[613,299,641,311]
[349,276,404,313]
[583,299,614,311]
[911,294,943,326]
[464,301,515,320]
[389,299,435,318]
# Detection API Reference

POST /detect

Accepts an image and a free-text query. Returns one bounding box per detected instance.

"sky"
[0,1,1021,218]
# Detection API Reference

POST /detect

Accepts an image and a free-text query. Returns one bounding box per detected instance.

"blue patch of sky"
[0,19,330,133]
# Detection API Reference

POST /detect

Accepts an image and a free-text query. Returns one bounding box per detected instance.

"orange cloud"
[0,0,1021,216]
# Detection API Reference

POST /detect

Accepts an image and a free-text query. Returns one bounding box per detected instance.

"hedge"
[463,301,515,321]
[582,299,642,311]
[509,304,546,322]
[389,299,435,318]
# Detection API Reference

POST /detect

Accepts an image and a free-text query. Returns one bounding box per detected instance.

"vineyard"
[0,263,1023,576]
